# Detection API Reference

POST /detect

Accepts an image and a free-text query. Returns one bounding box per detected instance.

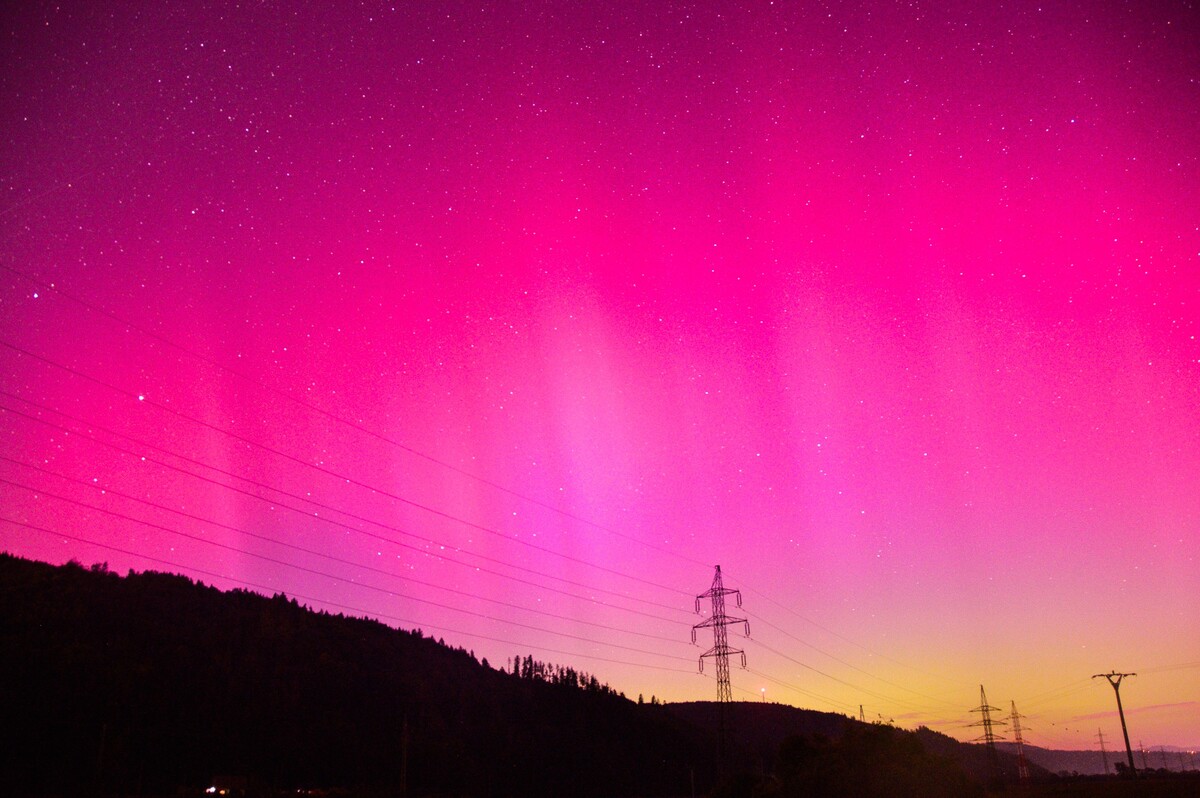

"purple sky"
[2,1,1198,750]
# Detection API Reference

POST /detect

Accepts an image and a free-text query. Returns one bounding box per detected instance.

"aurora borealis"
[2,1,1197,750]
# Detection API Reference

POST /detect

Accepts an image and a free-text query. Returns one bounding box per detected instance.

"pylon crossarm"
[693,614,747,630]
[969,733,1004,742]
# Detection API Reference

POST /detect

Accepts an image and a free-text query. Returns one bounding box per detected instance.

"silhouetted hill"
[996,742,1200,778]
[668,700,1051,787]
[997,742,1112,776]
[0,553,715,796]
[664,700,849,771]
[912,724,1053,783]
[4,553,1051,797]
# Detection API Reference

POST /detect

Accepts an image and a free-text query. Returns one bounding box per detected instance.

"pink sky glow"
[2,1,1197,750]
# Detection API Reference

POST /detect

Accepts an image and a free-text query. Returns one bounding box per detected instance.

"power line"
[724,568,974,690]
[1019,677,1095,709]
[4,272,1010,696]
[745,667,857,714]
[745,636,947,717]
[1,325,1081,724]
[8,280,1194,740]
[2,456,963,729]
[0,170,97,219]
[2,394,970,723]
[1,397,975,726]
[0,489,695,666]
[740,607,964,710]
[0,262,711,570]
[1134,660,1200,676]
[0,403,688,619]
[0,460,685,645]
[0,347,692,598]
[0,391,1041,729]
[1,295,982,704]
[0,515,696,677]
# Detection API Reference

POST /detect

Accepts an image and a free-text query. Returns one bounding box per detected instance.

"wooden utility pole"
[1093,672,1136,776]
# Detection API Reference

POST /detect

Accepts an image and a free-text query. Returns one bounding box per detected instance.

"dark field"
[992,775,1200,797]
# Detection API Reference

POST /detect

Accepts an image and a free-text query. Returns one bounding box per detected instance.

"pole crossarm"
[1092,671,1137,776]
[1092,670,1137,684]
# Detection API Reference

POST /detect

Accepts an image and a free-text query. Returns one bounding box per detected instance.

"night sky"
[2,1,1197,750]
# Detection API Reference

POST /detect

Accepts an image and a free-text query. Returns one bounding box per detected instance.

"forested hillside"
[3,553,1041,797]
[0,553,712,796]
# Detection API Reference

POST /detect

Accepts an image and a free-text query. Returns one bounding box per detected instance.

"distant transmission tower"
[1010,700,1030,781]
[969,685,1006,778]
[1096,728,1110,774]
[692,565,749,765]
[1093,671,1136,776]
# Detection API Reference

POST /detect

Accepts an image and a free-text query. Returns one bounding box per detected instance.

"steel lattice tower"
[692,565,749,702]
[1010,700,1030,781]
[692,565,748,769]
[1097,728,1110,774]
[969,685,1006,778]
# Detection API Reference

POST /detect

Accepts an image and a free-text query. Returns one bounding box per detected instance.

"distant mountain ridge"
[997,742,1200,777]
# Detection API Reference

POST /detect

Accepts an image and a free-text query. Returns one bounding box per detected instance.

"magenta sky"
[2,2,1197,750]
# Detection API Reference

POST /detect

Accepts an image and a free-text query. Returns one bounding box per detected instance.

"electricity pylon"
[1093,671,1136,776]
[1010,700,1030,781]
[969,685,1006,779]
[692,565,749,767]
[1097,728,1109,774]
[692,565,749,701]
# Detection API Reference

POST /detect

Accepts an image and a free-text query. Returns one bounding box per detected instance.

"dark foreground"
[991,774,1200,798]
[5,554,1195,798]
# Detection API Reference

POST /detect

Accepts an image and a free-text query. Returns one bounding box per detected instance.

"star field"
[2,1,1198,750]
